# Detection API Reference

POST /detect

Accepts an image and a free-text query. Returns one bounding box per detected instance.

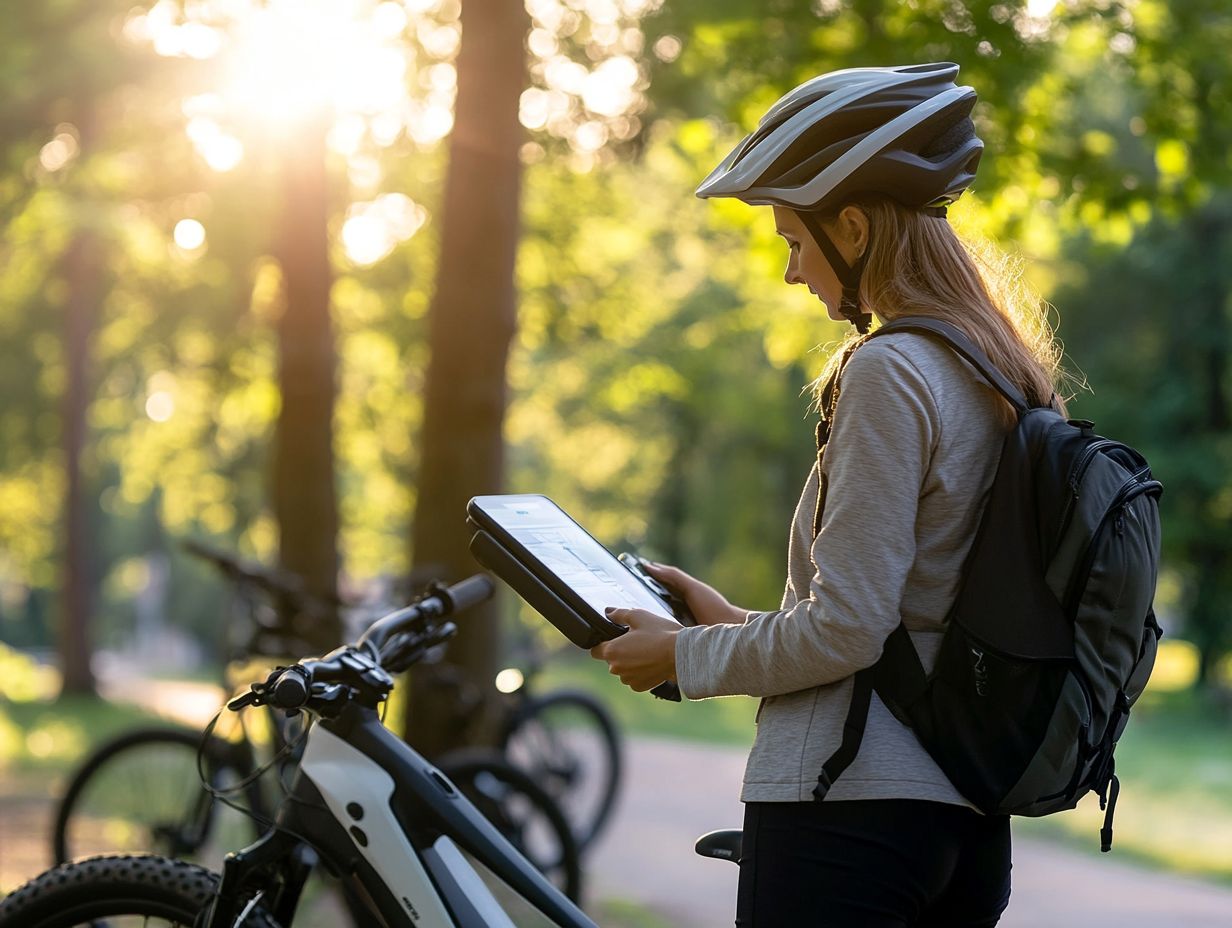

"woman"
[590,63,1068,926]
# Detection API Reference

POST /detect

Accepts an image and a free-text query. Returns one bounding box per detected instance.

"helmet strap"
[798,211,873,334]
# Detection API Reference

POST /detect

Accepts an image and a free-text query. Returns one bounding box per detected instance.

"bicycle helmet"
[696,62,983,333]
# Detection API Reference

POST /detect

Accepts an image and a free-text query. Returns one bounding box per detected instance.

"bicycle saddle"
[694,829,742,864]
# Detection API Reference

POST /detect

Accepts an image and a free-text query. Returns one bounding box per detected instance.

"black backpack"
[812,317,1163,851]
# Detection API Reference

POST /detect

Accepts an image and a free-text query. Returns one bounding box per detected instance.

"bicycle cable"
[194,705,334,853]
[195,703,317,830]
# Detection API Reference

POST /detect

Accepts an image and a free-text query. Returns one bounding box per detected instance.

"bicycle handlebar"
[357,574,494,656]
[230,573,495,715]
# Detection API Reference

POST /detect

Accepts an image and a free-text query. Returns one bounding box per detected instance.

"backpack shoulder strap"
[811,338,866,537]
[813,624,928,800]
[870,317,1032,416]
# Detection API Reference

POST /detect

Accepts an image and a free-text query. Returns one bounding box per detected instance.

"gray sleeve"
[676,341,940,699]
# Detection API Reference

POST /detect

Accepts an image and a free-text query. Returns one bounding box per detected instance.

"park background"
[2,0,1231,923]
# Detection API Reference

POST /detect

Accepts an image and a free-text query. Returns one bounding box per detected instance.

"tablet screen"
[471,495,677,623]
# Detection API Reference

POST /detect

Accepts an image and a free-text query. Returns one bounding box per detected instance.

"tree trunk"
[271,119,342,654]
[406,0,528,755]
[58,225,102,696]
[654,405,700,565]
[1190,207,1231,688]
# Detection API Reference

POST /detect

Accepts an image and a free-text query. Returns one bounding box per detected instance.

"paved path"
[587,738,1232,927]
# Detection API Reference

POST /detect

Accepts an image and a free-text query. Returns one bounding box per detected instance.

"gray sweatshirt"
[675,331,1008,805]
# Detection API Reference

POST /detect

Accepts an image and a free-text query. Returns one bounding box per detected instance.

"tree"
[0,0,144,694]
[58,152,103,695]
[406,0,529,754]
[270,117,342,653]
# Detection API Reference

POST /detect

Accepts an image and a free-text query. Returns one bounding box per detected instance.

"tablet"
[466,494,680,647]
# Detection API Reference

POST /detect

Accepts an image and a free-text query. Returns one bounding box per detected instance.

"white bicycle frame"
[203,701,598,928]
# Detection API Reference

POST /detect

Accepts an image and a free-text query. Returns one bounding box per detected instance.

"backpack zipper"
[1067,440,1120,495]
[1062,469,1162,620]
[956,624,1073,666]
[1053,440,1121,551]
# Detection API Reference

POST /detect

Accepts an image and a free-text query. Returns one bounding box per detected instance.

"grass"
[0,645,164,777]
[587,898,676,928]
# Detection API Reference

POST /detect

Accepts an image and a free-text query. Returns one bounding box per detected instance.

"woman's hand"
[590,608,680,693]
[642,562,750,626]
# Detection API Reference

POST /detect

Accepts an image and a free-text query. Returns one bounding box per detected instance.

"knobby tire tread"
[0,854,281,928]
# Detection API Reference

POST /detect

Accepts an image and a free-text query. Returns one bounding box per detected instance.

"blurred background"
[2,0,1231,923]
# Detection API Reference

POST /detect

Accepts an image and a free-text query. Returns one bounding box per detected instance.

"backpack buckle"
[812,770,833,801]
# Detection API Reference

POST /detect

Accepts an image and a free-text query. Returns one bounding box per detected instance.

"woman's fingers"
[590,607,680,691]
[645,561,691,589]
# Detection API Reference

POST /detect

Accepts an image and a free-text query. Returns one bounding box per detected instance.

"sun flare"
[219,0,414,131]
[129,0,444,264]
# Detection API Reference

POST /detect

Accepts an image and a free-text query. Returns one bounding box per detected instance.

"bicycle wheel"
[52,727,258,867]
[500,690,623,852]
[0,855,280,928]
[437,749,583,904]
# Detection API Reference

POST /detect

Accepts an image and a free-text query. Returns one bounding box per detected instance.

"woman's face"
[772,205,867,322]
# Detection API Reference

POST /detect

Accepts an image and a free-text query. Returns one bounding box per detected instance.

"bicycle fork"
[199,827,315,928]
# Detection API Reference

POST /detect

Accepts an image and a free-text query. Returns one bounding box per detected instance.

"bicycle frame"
[204,700,598,928]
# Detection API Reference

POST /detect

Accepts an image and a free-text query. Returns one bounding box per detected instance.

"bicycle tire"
[437,748,584,904]
[500,689,623,852]
[0,854,281,928]
[52,726,259,866]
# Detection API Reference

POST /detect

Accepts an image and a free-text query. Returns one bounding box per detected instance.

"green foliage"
[1,0,1231,697]
[643,0,1074,199]
[1054,197,1232,680]
[0,2,451,649]
[512,122,842,615]
[1120,0,1232,208]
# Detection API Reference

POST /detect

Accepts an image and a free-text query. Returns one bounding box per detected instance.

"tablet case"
[468,526,682,701]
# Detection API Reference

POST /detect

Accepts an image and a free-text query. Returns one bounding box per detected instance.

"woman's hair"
[811,197,1070,423]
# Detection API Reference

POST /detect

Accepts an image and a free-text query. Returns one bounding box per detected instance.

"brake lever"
[432,621,458,647]
[226,664,288,711]
[382,621,458,675]
[227,686,265,711]
[312,683,352,719]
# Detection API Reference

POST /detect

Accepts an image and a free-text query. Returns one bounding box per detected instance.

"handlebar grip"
[271,667,309,709]
[442,573,495,614]
[358,574,494,655]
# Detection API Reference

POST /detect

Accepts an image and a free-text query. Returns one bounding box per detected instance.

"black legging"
[735,799,1011,927]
